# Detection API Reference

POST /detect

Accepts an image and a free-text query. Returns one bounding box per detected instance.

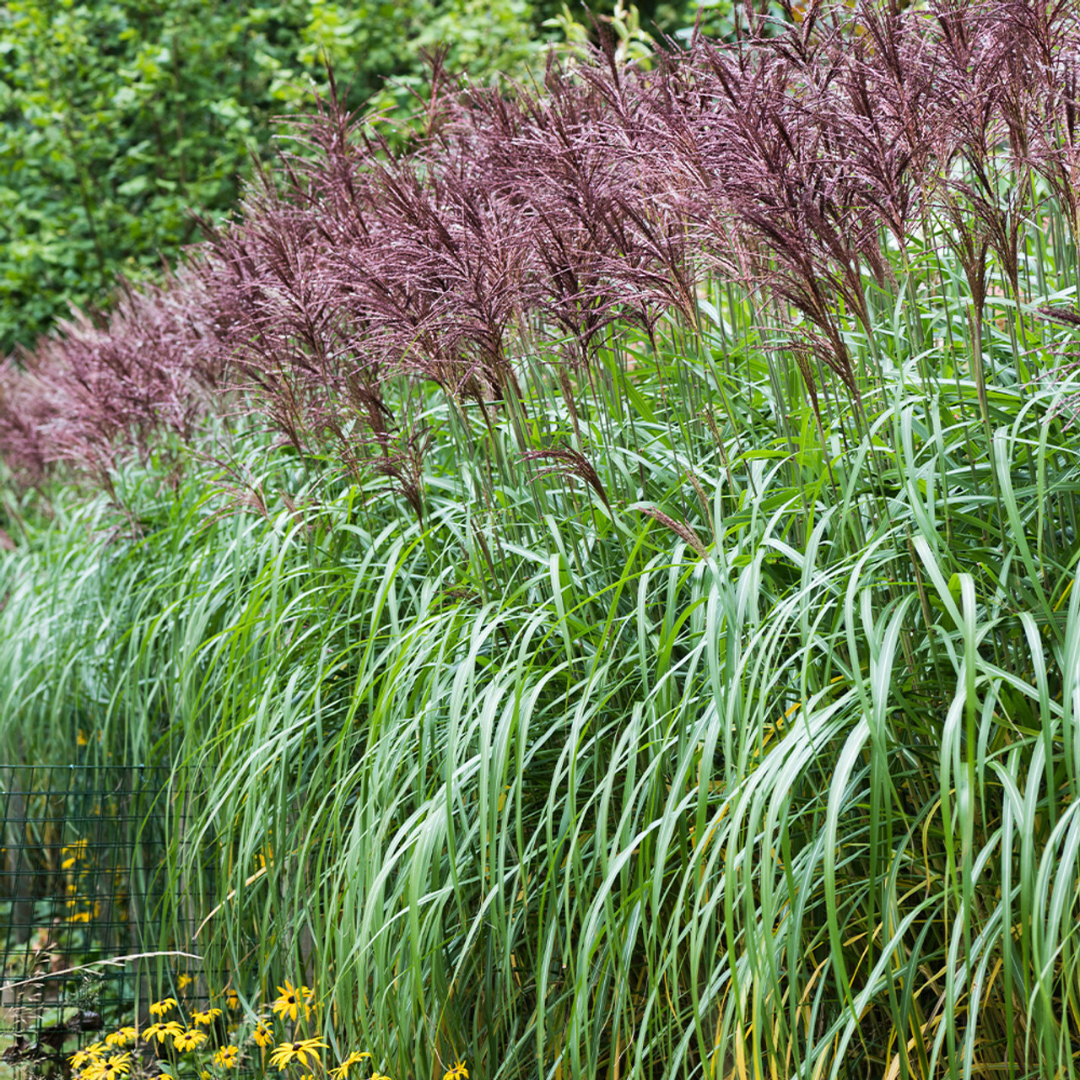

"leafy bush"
[0,0,540,356]
[4,2,1080,1078]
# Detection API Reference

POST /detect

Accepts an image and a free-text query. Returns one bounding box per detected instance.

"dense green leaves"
[0,0,541,355]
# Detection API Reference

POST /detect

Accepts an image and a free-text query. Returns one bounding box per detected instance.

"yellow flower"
[270,981,314,1023]
[192,1007,224,1026]
[67,910,92,923]
[105,1028,137,1048]
[61,839,88,868]
[268,1038,327,1071]
[251,1022,274,1048]
[443,1061,469,1080]
[86,1054,131,1080]
[329,1051,371,1079]
[143,1021,184,1044]
[174,1029,208,1053]
[371,1074,393,1080]
[201,1072,212,1080]
[212,1046,241,1069]
[70,1043,106,1069]
[149,997,178,1016]
[178,974,193,990]
[226,988,240,1010]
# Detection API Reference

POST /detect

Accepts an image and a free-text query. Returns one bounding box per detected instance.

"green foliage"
[0,0,540,356]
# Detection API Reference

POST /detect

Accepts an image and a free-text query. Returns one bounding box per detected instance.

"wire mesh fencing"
[0,765,176,1074]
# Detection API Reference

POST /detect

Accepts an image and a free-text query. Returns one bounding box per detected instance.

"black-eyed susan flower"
[329,1051,371,1079]
[268,1038,327,1071]
[149,998,178,1016]
[178,974,193,991]
[226,988,240,1010]
[70,1043,106,1069]
[104,1028,137,1048]
[173,1029,208,1053]
[212,1046,241,1069]
[443,1060,469,1080]
[371,1073,393,1080]
[143,1021,184,1044]
[251,1021,274,1048]
[270,981,314,1023]
[88,1053,131,1080]
[192,1007,223,1027]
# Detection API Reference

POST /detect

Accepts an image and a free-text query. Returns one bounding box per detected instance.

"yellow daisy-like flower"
[270,981,314,1023]
[200,1072,212,1080]
[149,997,178,1016]
[251,1022,274,1048]
[70,1043,106,1069]
[212,1046,241,1069]
[104,1028,137,1048]
[443,1060,469,1080]
[226,988,240,1010]
[371,1073,394,1080]
[173,1029,208,1053]
[268,1038,327,1071]
[329,1051,371,1079]
[86,1053,131,1080]
[143,1021,184,1044]
[178,974,193,990]
[192,1007,224,1027]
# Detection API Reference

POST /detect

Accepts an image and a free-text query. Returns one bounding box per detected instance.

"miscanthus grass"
[4,3,1080,1077]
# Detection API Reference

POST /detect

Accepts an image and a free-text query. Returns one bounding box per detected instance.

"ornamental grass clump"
[5,1,1080,1078]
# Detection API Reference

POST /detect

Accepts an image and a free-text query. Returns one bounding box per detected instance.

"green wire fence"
[0,766,175,1072]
